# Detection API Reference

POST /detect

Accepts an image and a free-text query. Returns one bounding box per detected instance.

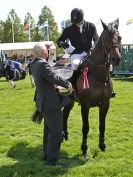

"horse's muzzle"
[110,47,121,66]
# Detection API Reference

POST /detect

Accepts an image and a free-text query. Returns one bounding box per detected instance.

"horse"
[62,18,122,157]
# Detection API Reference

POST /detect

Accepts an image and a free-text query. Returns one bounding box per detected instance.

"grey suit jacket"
[31,58,71,112]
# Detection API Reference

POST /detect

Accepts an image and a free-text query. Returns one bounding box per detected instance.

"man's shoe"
[47,162,66,167]
[42,155,47,161]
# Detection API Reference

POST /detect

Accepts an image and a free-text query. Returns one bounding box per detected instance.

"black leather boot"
[68,70,78,101]
[69,70,77,90]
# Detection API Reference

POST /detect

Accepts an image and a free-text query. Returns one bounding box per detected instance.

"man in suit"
[31,43,73,166]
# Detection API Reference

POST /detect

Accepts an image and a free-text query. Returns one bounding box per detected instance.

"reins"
[80,45,111,84]
[79,25,121,85]
[87,55,111,84]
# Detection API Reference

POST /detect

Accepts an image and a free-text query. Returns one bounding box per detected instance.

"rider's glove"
[60,42,69,49]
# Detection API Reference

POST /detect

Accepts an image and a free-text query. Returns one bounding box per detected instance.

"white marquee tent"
[0,41,56,61]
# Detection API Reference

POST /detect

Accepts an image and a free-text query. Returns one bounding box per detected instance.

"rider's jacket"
[57,21,99,54]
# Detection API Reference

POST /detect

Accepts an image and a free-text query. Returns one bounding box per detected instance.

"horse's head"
[101,18,122,66]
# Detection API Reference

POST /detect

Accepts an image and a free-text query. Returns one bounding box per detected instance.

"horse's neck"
[91,37,106,65]
[89,40,110,82]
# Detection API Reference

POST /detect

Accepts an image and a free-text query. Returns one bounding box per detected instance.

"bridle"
[81,29,121,84]
[101,29,121,58]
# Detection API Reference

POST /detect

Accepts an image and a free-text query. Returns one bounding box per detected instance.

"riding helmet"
[71,8,84,24]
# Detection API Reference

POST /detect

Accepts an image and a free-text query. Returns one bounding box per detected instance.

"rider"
[56,8,99,89]
[57,8,116,97]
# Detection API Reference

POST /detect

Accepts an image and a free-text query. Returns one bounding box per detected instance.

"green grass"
[0,76,133,177]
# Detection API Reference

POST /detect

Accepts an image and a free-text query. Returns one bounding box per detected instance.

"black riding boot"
[110,78,116,98]
[69,70,77,90]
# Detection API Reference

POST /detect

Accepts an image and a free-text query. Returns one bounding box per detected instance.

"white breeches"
[71,52,87,70]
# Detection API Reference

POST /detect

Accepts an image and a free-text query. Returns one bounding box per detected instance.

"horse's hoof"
[81,143,88,158]
[99,143,106,151]
[82,151,87,157]
[64,136,68,141]
[82,153,88,160]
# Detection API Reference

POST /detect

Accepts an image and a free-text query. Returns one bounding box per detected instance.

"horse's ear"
[114,18,119,29]
[100,19,108,30]
[109,18,119,30]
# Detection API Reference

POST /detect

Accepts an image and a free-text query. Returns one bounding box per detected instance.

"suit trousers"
[43,109,63,165]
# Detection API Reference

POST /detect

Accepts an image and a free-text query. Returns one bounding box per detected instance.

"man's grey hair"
[33,43,44,56]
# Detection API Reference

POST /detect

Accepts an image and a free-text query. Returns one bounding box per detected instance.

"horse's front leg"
[99,101,110,151]
[81,104,89,157]
[62,101,75,140]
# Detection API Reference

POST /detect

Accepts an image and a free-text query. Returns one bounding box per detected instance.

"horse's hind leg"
[81,104,89,157]
[63,101,74,140]
[99,101,110,151]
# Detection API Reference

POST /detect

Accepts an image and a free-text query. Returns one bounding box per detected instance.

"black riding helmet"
[71,8,84,24]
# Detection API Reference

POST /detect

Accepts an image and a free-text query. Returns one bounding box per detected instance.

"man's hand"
[60,42,69,49]
[67,82,74,94]
[45,43,52,49]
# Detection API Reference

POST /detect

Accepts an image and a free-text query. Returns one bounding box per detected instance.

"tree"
[23,12,38,42]
[65,19,71,27]
[8,9,23,42]
[0,6,63,56]
[37,6,59,42]
[56,19,72,55]
[0,9,24,43]
[0,20,5,42]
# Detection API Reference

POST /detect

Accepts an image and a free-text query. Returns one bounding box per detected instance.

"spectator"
[4,60,16,88]
[27,59,35,88]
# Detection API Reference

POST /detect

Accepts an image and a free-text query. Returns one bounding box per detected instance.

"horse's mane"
[90,30,108,65]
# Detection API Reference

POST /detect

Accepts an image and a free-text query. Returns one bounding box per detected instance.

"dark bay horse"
[63,19,122,156]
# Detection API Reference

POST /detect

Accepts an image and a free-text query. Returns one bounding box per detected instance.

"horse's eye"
[118,35,122,41]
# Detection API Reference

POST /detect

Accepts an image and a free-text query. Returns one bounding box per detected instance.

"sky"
[0,0,133,44]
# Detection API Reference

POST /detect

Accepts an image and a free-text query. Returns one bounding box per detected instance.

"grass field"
[0,76,133,177]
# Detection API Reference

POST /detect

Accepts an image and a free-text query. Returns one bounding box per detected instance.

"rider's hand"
[60,42,69,49]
